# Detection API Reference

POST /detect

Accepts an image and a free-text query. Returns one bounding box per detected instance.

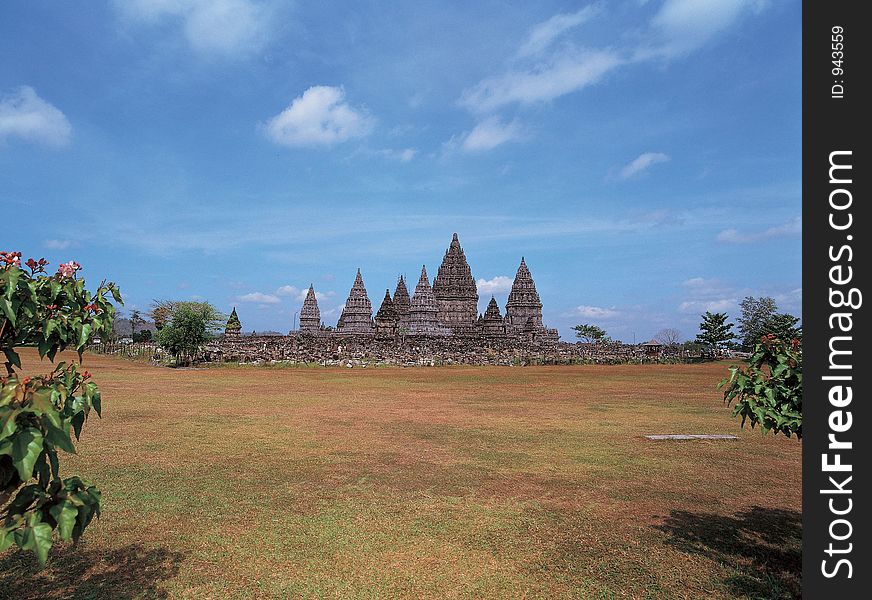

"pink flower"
[57,261,81,278]
[1,251,21,267]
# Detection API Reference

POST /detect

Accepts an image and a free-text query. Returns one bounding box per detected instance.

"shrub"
[0,251,121,564]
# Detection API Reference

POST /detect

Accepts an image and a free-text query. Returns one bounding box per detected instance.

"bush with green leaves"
[0,251,121,564]
[719,333,802,439]
[155,301,225,365]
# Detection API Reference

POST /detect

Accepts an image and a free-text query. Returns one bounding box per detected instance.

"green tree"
[129,309,144,339]
[767,313,802,342]
[155,302,225,365]
[148,300,178,331]
[695,311,735,354]
[1,251,121,564]
[720,334,802,438]
[572,324,609,343]
[737,296,778,351]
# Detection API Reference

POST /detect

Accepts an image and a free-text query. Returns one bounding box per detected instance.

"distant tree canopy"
[573,324,610,344]
[695,312,735,354]
[654,328,681,346]
[737,296,801,350]
[148,300,178,331]
[767,313,802,342]
[154,301,225,365]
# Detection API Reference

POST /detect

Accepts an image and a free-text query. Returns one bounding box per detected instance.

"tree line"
[573,295,801,356]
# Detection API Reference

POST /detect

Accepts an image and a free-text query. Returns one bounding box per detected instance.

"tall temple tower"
[504,257,543,335]
[432,233,478,334]
[225,307,242,337]
[480,296,506,335]
[374,289,399,336]
[409,265,447,335]
[336,269,374,333]
[393,275,411,332]
[298,285,321,332]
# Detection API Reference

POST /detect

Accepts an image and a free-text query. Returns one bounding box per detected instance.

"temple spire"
[432,232,478,334]
[299,284,321,332]
[336,269,374,333]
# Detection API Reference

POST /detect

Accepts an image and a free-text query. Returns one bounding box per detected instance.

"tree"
[654,328,681,346]
[1,251,121,564]
[129,309,144,339]
[155,301,225,365]
[720,334,802,438]
[148,300,178,331]
[134,329,152,343]
[695,312,735,354]
[767,313,802,342]
[737,296,778,351]
[573,324,610,343]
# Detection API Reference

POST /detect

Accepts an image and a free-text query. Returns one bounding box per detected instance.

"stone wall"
[206,334,692,367]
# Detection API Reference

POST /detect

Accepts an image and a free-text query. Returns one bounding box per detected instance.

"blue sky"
[1,0,800,341]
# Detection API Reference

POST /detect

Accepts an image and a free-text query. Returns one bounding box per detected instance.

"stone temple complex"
[224,233,559,347]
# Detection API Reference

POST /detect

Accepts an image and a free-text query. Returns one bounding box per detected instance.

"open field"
[1,349,801,599]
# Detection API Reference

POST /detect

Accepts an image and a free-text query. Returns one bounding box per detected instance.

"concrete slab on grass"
[645,434,738,440]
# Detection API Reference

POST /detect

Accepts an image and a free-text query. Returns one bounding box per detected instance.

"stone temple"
[226,233,558,343]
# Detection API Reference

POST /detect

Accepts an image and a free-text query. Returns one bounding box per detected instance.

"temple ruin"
[223,233,559,347]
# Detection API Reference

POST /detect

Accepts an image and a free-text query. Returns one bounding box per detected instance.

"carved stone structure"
[224,307,242,337]
[479,297,506,335]
[226,233,559,353]
[336,270,374,333]
[433,233,478,334]
[298,285,321,332]
[409,266,449,336]
[393,276,411,332]
[374,289,399,336]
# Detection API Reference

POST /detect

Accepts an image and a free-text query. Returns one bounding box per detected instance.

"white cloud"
[476,275,513,294]
[276,285,330,302]
[460,1,769,114]
[43,239,73,250]
[619,152,670,179]
[649,0,766,57]
[460,49,623,113]
[518,5,601,57]
[238,292,280,304]
[678,277,737,314]
[454,117,522,152]
[573,305,620,319]
[114,0,272,56]
[264,86,374,147]
[0,86,71,148]
[716,217,801,243]
[379,147,417,162]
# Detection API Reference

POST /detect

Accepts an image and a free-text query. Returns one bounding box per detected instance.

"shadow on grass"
[0,542,185,600]
[654,506,801,599]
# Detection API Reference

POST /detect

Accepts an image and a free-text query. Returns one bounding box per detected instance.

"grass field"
[1,349,801,599]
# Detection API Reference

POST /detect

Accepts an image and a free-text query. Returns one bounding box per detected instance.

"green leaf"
[49,501,79,541]
[91,386,102,418]
[0,297,15,326]
[70,411,85,440]
[78,323,92,349]
[11,428,44,481]
[18,521,54,566]
[3,266,21,298]
[43,420,76,454]
[0,408,20,441]
[0,528,14,553]
[38,336,53,358]
[3,348,21,370]
[43,318,57,341]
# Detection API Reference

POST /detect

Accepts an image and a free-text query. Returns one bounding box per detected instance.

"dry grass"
[1,349,801,599]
